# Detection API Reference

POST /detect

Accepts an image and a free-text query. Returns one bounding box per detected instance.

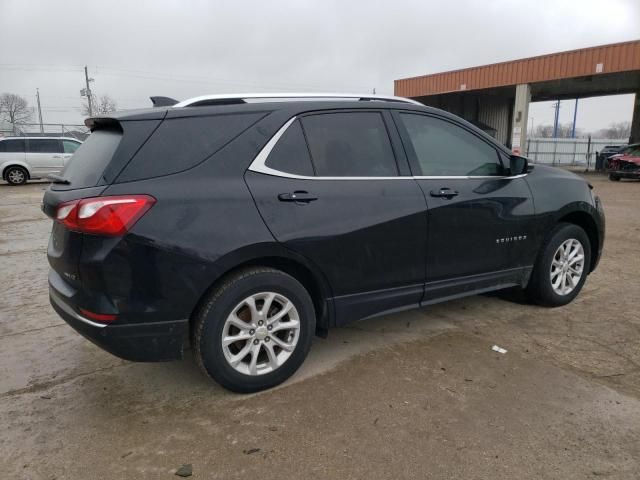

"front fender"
[525,165,604,271]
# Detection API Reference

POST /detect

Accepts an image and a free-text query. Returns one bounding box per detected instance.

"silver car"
[0,136,82,185]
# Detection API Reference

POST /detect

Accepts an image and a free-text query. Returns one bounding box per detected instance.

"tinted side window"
[301,112,398,177]
[265,120,314,176]
[399,113,503,176]
[27,139,63,154]
[0,139,25,153]
[63,140,81,154]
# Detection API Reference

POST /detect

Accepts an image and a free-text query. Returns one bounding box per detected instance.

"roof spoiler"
[84,117,122,132]
[150,96,178,107]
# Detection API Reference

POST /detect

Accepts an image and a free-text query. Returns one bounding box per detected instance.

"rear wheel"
[5,166,28,185]
[526,223,591,307]
[193,267,315,393]
[609,173,620,181]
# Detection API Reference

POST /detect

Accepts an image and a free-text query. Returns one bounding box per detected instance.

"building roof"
[395,40,640,98]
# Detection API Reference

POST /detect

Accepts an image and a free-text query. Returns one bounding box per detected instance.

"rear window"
[0,139,26,153]
[60,130,121,188]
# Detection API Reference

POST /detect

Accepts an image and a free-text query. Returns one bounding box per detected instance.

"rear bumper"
[50,284,188,362]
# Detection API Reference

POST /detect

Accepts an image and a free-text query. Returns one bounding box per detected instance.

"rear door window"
[265,120,314,176]
[0,139,26,153]
[300,112,398,177]
[27,139,63,153]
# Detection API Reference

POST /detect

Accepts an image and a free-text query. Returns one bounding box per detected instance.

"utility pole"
[552,100,561,138]
[36,88,44,133]
[84,65,94,116]
[571,98,578,138]
[529,116,534,137]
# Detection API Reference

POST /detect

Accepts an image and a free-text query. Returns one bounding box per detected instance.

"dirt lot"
[1,173,639,479]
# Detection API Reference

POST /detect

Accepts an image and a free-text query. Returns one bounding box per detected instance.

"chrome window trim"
[247,116,528,181]
[175,92,423,108]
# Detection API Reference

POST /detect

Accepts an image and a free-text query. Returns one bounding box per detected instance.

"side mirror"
[509,155,528,176]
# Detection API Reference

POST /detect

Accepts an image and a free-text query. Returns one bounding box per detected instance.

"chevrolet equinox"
[43,93,605,392]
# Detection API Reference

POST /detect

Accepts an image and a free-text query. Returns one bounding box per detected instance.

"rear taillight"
[55,195,156,236]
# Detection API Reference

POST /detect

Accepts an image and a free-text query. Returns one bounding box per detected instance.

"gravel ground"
[0,173,639,479]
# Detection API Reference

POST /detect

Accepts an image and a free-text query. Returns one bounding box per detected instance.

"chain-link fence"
[0,123,89,141]
[525,137,627,168]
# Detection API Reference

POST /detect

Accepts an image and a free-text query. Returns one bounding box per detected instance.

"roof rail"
[173,93,422,108]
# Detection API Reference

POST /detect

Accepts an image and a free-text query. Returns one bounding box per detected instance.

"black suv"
[43,94,605,392]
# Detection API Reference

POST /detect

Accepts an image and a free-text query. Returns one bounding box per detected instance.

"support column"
[511,84,531,155]
[630,91,640,144]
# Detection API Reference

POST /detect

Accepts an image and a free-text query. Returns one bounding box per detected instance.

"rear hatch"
[43,104,268,293]
[43,110,165,290]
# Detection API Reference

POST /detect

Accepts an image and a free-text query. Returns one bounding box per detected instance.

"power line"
[0,63,374,92]
[93,64,374,91]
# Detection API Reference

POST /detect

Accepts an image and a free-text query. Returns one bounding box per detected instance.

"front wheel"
[193,267,315,393]
[609,173,620,181]
[526,223,591,307]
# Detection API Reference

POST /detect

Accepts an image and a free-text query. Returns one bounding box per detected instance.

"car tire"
[5,166,28,185]
[193,267,316,393]
[526,223,591,307]
[609,173,620,181]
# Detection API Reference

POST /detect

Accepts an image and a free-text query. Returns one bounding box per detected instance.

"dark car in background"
[608,143,640,181]
[43,93,605,392]
[596,144,624,171]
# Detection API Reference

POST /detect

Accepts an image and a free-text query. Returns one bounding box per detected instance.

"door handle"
[52,155,62,158]
[430,188,459,199]
[278,191,318,203]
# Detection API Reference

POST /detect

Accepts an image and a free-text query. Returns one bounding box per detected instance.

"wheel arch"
[189,245,334,340]
[558,210,599,272]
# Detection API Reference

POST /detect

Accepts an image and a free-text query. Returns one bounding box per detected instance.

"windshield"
[620,146,640,156]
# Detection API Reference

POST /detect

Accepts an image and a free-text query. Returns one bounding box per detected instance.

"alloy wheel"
[221,292,300,376]
[7,168,25,184]
[550,238,585,296]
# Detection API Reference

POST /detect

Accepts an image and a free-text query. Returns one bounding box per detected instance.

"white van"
[0,136,82,185]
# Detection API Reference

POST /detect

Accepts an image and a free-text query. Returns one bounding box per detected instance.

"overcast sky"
[0,0,638,134]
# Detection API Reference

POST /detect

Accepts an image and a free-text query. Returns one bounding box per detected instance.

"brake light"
[56,195,156,236]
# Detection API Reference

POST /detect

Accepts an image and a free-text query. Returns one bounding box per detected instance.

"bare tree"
[81,94,118,116]
[0,93,34,132]
[532,122,584,138]
[532,124,554,138]
[595,121,631,139]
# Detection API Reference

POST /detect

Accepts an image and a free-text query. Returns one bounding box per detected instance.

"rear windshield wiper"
[47,174,71,185]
